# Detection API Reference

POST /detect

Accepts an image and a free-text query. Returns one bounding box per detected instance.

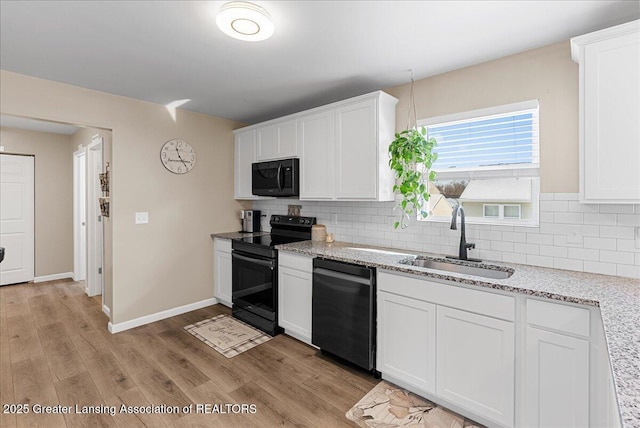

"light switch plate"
[135,212,149,224]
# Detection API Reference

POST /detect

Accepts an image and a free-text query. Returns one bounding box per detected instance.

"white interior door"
[0,154,35,286]
[86,136,103,297]
[73,149,87,281]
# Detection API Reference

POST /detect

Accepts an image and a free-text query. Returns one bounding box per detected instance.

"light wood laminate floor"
[0,279,377,427]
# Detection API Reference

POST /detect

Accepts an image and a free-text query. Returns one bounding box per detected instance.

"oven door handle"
[233,252,275,269]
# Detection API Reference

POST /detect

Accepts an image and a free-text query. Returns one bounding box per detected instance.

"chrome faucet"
[450,206,476,261]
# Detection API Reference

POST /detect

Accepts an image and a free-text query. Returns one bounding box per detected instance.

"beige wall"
[386,41,578,193]
[0,70,245,326]
[71,127,113,313]
[0,127,73,277]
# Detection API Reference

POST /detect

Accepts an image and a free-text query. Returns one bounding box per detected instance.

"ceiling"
[1,1,638,124]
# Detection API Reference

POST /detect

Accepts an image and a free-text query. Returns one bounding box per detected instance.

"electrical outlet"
[0,146,4,152]
[135,212,149,224]
[635,227,640,249]
[566,226,583,244]
[331,213,338,224]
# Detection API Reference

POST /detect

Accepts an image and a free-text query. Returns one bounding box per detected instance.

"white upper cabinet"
[300,91,398,201]
[571,20,640,203]
[298,109,334,200]
[233,91,398,202]
[234,129,256,200]
[256,119,297,161]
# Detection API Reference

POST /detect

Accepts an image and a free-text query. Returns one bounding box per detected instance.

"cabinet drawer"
[526,299,590,337]
[279,252,313,272]
[378,270,514,321]
[214,238,231,253]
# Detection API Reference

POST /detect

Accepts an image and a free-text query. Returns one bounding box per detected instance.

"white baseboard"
[102,304,110,317]
[34,272,74,283]
[108,297,218,334]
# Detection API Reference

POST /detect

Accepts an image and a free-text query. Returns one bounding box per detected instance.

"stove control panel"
[270,215,317,227]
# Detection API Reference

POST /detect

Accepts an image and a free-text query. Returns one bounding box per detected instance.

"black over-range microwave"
[252,158,300,197]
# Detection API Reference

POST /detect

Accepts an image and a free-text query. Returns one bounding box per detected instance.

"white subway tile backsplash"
[553,258,584,272]
[540,200,569,212]
[584,261,617,276]
[616,239,637,252]
[616,264,640,279]
[514,243,540,255]
[583,236,617,251]
[599,226,635,239]
[554,212,584,224]
[599,204,635,214]
[584,213,617,226]
[502,232,527,243]
[568,201,599,213]
[567,247,600,261]
[527,255,554,268]
[617,214,640,227]
[553,193,579,201]
[254,193,638,278]
[526,233,554,245]
[502,252,527,264]
[539,245,568,258]
[600,250,635,265]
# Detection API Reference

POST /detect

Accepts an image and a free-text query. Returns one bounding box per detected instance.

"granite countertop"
[276,240,640,427]
[211,231,269,240]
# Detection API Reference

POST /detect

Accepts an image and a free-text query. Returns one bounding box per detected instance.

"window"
[419,100,540,226]
[483,204,521,219]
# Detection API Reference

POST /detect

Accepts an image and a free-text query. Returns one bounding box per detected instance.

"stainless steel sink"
[400,257,514,279]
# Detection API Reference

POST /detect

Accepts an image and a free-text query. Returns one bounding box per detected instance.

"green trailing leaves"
[388,126,437,229]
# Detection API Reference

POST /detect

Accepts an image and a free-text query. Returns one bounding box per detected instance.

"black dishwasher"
[312,258,376,372]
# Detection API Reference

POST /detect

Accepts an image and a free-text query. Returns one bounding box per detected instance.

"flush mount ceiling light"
[216,1,274,42]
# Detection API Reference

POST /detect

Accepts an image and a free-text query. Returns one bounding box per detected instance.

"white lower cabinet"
[436,306,515,426]
[377,291,436,394]
[278,252,313,344]
[524,327,589,428]
[523,298,591,428]
[213,238,232,307]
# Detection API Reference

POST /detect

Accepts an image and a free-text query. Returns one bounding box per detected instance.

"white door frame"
[73,148,87,282]
[86,136,104,297]
[0,154,35,286]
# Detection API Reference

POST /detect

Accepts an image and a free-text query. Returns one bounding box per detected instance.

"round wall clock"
[160,139,196,174]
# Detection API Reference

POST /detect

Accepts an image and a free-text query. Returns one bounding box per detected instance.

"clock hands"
[175,146,189,169]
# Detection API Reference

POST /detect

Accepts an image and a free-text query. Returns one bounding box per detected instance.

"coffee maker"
[240,210,261,233]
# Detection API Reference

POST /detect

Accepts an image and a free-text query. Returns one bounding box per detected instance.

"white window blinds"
[420,100,539,179]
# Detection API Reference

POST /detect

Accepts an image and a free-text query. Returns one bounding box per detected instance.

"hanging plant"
[389,73,438,229]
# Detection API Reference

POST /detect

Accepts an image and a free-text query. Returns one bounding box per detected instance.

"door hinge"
[98,267,102,274]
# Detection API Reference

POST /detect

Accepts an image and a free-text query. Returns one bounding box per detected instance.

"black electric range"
[231,215,316,335]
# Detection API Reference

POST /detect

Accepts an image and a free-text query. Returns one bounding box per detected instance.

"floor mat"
[346,380,485,428]
[184,314,272,358]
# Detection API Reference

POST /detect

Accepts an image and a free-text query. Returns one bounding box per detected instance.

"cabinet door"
[582,31,640,202]
[335,98,377,199]
[377,291,436,395]
[214,243,232,307]
[278,266,312,344]
[524,327,589,428]
[298,109,334,200]
[256,119,297,161]
[234,129,256,199]
[436,306,515,426]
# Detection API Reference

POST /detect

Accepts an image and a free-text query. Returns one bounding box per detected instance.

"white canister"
[312,224,327,242]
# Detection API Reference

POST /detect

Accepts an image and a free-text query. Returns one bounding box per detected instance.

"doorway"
[0,154,35,286]
[73,149,86,282]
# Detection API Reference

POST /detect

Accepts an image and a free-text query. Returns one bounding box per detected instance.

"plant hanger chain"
[406,69,419,130]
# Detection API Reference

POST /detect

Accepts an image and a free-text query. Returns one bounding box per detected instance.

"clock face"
[160,139,196,174]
